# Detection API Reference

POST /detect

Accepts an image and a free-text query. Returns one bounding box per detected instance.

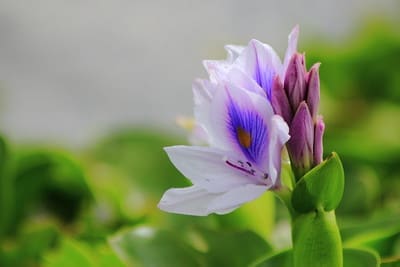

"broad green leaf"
[43,238,124,267]
[292,152,344,213]
[337,166,380,215]
[252,248,380,267]
[343,248,379,267]
[89,129,188,195]
[340,214,400,257]
[191,227,272,267]
[0,136,14,237]
[109,226,204,267]
[381,257,400,266]
[18,222,59,261]
[0,220,59,267]
[43,238,95,267]
[216,191,275,239]
[13,149,91,225]
[250,249,292,267]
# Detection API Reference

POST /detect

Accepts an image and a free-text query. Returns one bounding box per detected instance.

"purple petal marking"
[313,116,325,165]
[306,63,321,120]
[226,95,269,167]
[250,41,276,101]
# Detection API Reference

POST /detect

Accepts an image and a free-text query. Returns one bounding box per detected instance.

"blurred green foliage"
[0,20,400,266]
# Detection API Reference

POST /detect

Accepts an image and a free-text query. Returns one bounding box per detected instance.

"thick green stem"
[292,210,343,267]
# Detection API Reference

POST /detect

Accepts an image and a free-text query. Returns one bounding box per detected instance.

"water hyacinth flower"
[158,83,289,215]
[158,28,306,216]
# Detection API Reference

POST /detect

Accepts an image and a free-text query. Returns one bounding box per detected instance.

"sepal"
[291,152,344,213]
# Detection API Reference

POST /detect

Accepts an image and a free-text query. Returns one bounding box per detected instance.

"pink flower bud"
[313,116,325,165]
[271,75,293,123]
[284,53,307,112]
[287,101,314,178]
[306,63,321,120]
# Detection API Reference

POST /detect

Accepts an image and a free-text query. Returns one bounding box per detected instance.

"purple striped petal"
[235,39,282,100]
[209,83,275,169]
[226,96,269,166]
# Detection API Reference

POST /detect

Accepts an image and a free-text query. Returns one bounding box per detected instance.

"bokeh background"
[0,1,399,266]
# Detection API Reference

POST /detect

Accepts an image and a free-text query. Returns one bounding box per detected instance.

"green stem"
[274,186,296,218]
[292,210,343,267]
[274,184,343,267]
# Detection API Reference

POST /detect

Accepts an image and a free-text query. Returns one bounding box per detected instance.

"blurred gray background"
[0,0,398,146]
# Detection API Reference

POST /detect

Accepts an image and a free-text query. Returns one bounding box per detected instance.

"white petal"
[224,44,245,62]
[203,59,232,83]
[192,79,217,145]
[192,78,215,106]
[208,184,268,214]
[235,39,283,88]
[282,25,299,81]
[202,45,245,83]
[158,185,222,216]
[164,146,254,192]
[188,124,209,145]
[224,67,266,97]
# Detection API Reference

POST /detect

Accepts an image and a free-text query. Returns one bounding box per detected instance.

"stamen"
[225,160,255,176]
[224,157,269,184]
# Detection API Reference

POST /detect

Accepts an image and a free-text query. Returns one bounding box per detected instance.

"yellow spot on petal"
[237,127,251,148]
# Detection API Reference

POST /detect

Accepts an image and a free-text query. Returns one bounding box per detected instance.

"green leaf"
[292,152,344,213]
[337,166,380,215]
[43,238,124,267]
[0,135,14,237]
[109,226,204,267]
[340,214,400,257]
[215,191,275,239]
[251,248,380,267]
[250,249,292,267]
[13,149,91,225]
[381,257,400,267]
[192,227,272,267]
[343,248,379,267]
[43,239,96,267]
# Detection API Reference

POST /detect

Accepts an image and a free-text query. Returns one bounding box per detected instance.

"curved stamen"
[224,157,270,185]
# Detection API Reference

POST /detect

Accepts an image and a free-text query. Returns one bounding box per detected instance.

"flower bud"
[313,116,325,165]
[284,53,307,111]
[287,101,314,178]
[306,63,321,120]
[271,75,293,123]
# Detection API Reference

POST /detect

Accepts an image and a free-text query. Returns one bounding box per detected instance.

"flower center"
[236,127,252,148]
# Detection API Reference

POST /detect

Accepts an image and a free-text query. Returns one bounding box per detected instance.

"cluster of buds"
[272,53,325,178]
